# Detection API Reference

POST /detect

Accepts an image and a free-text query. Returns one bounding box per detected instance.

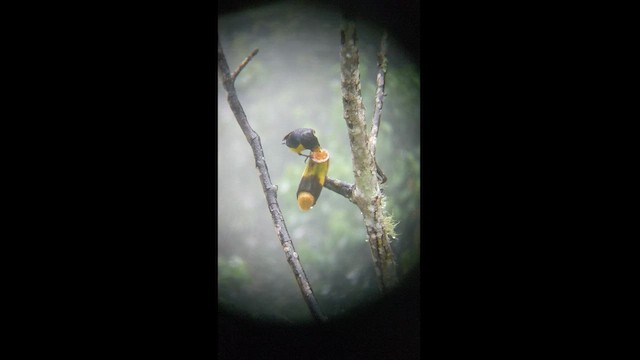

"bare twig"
[370,31,388,158]
[218,37,327,322]
[371,32,388,184]
[231,48,259,81]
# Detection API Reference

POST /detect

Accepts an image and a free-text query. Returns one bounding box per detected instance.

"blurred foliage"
[218,256,251,305]
[218,0,420,324]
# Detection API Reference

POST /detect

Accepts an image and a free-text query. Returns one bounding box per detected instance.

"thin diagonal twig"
[218,37,327,322]
[231,48,259,81]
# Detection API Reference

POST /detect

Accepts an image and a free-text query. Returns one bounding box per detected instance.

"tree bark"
[339,21,398,292]
[218,37,328,322]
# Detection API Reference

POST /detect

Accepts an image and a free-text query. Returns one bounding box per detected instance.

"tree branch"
[340,21,374,197]
[370,31,387,158]
[324,176,355,200]
[231,48,259,81]
[340,21,398,292]
[370,32,388,184]
[218,37,328,322]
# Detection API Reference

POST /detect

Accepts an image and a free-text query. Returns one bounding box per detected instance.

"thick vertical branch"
[340,22,375,197]
[340,21,398,291]
[218,37,327,322]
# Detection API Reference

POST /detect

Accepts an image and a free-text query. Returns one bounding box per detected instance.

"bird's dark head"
[282,128,320,153]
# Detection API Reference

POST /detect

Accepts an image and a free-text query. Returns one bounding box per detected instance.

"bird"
[282,128,321,160]
[283,128,330,211]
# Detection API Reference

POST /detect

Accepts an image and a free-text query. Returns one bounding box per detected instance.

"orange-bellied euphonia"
[283,128,330,211]
[282,128,321,159]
